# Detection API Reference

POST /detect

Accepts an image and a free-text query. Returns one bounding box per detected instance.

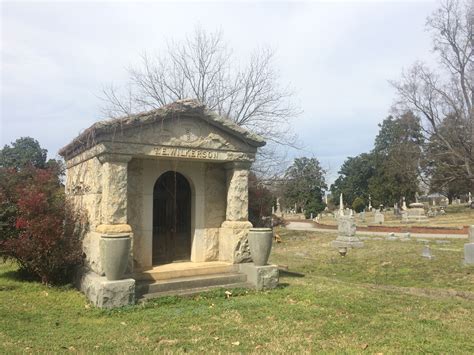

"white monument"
[401,197,408,211]
[59,99,278,307]
[331,215,364,249]
[339,193,344,216]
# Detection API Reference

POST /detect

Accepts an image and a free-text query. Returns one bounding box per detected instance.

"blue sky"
[1,0,438,183]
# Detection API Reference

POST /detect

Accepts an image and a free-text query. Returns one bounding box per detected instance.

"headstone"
[464,225,474,265]
[386,232,398,241]
[331,216,364,249]
[339,193,344,216]
[421,245,434,259]
[405,202,428,223]
[275,198,282,216]
[402,197,408,211]
[374,211,384,224]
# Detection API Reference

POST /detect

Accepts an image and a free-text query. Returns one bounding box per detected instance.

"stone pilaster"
[97,154,132,233]
[219,162,253,263]
[224,161,251,221]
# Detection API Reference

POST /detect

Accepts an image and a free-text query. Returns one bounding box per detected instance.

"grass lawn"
[1,229,474,353]
[318,205,474,228]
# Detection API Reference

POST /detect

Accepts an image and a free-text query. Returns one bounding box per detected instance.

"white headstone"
[422,245,434,259]
[402,197,408,211]
[339,193,344,214]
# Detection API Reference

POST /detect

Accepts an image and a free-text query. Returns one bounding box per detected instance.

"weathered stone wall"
[205,163,227,227]
[65,155,103,230]
[65,154,104,274]
[128,159,143,271]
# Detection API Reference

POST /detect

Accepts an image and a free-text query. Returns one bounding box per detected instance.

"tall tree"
[369,112,424,205]
[101,27,301,175]
[392,0,473,182]
[282,157,327,217]
[330,153,375,207]
[423,116,473,200]
[330,112,424,207]
[0,137,47,170]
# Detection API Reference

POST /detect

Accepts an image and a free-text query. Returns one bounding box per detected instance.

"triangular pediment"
[59,99,265,160]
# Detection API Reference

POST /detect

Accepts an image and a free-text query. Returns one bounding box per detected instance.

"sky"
[1,0,439,183]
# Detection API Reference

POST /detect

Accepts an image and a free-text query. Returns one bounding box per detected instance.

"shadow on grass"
[0,268,39,283]
[280,270,305,278]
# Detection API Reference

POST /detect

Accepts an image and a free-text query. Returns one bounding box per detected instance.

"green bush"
[352,197,366,213]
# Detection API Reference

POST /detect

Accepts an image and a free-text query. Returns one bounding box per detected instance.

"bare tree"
[391,0,473,182]
[101,27,301,176]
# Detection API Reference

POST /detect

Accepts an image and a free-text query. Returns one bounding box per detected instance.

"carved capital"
[96,224,132,234]
[224,161,252,170]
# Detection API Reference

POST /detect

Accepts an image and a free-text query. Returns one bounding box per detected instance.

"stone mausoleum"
[59,99,278,308]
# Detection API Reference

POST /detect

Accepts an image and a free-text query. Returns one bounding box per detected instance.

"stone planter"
[248,228,273,266]
[100,234,131,281]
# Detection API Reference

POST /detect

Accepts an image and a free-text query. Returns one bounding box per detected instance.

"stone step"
[134,262,238,281]
[139,282,252,301]
[136,272,248,298]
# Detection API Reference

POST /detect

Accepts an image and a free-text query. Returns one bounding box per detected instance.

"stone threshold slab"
[134,261,237,281]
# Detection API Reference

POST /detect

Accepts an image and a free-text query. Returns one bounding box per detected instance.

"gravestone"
[403,202,428,223]
[422,245,434,259]
[402,197,408,211]
[373,211,384,224]
[464,225,474,265]
[386,232,398,241]
[331,216,364,249]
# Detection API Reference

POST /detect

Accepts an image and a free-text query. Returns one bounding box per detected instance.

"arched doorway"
[153,171,192,265]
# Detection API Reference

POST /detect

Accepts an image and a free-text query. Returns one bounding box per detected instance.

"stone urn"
[100,234,131,281]
[247,228,273,266]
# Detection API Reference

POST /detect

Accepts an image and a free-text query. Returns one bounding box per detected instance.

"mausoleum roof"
[59,99,266,160]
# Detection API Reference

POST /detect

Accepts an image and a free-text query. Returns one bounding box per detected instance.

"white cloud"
[1,0,438,180]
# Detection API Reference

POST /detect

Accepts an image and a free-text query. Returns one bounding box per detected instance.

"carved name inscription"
[153,147,220,160]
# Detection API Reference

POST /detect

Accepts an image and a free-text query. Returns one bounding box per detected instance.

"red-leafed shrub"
[0,166,84,284]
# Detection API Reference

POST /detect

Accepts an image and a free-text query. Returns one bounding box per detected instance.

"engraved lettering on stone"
[153,147,219,160]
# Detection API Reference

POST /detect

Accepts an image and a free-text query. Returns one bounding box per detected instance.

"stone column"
[79,154,135,308]
[97,154,132,234]
[224,161,251,221]
[219,161,253,263]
